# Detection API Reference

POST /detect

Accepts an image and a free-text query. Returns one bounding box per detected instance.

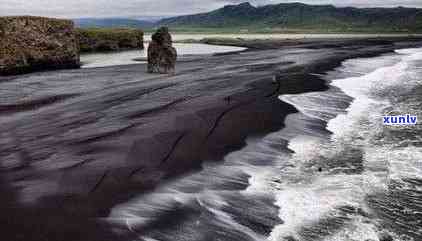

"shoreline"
[167,33,422,43]
[1,37,422,241]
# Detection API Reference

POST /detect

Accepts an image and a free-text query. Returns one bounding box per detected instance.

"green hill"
[157,2,422,33]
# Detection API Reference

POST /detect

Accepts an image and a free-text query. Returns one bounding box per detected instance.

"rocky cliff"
[77,28,144,52]
[0,16,80,75]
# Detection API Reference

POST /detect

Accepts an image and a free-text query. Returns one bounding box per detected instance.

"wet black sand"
[0,37,422,241]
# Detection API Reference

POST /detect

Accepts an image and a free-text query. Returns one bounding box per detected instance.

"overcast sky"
[2,0,422,18]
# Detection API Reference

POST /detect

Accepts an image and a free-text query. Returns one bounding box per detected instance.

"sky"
[1,0,422,18]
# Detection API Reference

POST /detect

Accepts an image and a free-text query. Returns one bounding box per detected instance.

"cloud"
[1,0,421,18]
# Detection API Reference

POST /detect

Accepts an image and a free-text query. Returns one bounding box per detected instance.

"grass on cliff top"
[77,27,144,52]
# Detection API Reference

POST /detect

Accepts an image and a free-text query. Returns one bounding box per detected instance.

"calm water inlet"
[80,43,246,68]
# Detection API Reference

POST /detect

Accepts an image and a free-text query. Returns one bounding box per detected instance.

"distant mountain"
[135,16,171,22]
[73,18,154,29]
[157,2,422,32]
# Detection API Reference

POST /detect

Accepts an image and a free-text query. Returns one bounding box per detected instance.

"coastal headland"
[0,16,80,75]
[0,16,145,75]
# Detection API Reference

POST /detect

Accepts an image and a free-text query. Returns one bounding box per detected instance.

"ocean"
[108,47,422,241]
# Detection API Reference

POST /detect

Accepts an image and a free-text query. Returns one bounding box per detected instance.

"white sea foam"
[271,47,422,241]
[281,90,348,122]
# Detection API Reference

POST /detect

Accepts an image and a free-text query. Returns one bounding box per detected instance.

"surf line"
[383,114,418,125]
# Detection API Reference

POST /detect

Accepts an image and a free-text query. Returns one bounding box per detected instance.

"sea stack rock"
[0,16,80,75]
[147,27,177,74]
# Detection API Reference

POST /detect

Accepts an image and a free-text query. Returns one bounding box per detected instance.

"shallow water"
[80,43,245,68]
[108,47,422,241]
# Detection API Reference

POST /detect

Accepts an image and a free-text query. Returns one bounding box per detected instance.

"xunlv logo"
[383,115,418,125]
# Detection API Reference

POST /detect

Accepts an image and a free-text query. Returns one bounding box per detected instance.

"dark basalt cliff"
[77,28,144,52]
[0,16,80,75]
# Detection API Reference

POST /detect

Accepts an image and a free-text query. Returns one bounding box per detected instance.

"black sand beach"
[1,37,422,241]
